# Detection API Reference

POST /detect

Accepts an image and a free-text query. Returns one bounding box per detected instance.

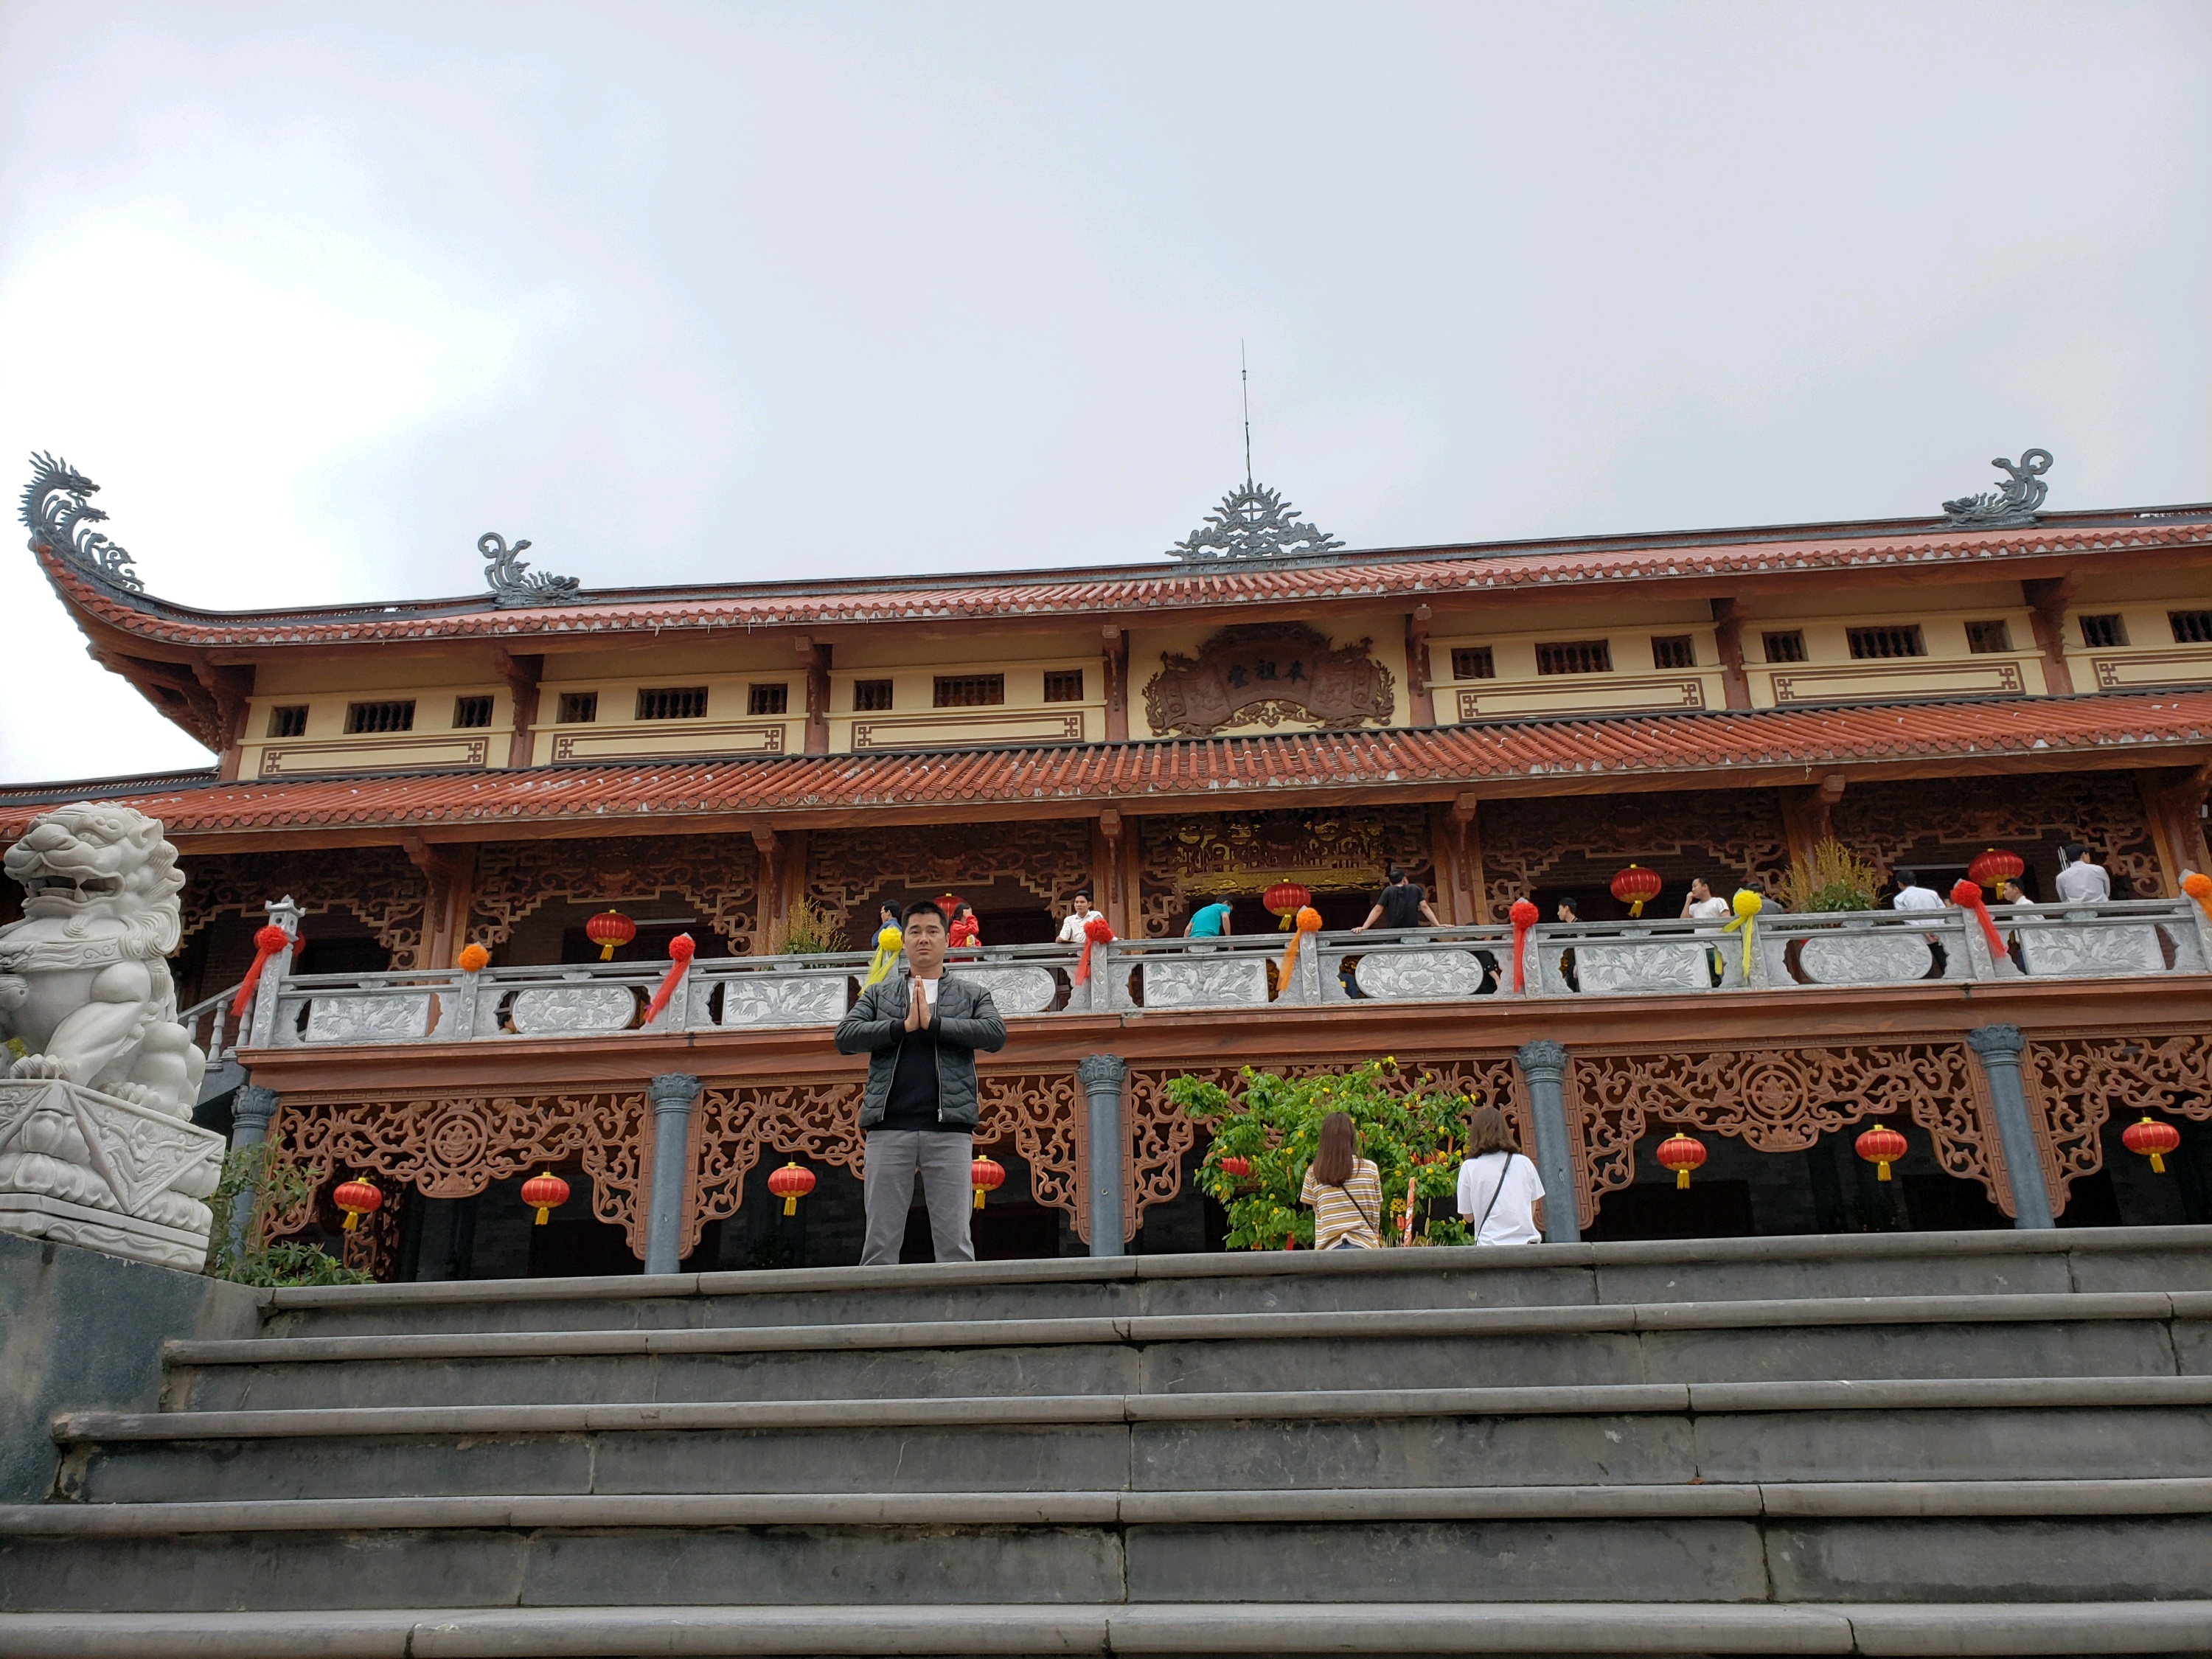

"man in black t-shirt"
[1354,867,1441,931]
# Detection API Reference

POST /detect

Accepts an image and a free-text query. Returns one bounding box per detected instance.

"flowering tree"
[1169,1058,1480,1250]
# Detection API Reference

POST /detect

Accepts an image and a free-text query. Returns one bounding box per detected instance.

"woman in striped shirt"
[1299,1111,1382,1249]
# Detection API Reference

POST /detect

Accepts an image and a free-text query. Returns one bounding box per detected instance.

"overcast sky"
[1,1,2206,782]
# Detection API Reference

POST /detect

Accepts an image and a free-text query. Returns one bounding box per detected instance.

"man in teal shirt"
[1185,900,1234,937]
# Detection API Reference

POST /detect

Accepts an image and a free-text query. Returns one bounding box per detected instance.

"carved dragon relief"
[1167,480,1345,563]
[21,453,144,591]
[479,532,581,608]
[1941,449,2051,529]
[1143,622,1394,737]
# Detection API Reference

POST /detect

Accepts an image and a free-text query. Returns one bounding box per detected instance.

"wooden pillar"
[1710,599,1752,711]
[2138,765,2212,895]
[493,650,543,769]
[1405,605,1435,726]
[752,828,787,952]
[796,638,831,756]
[1102,626,1130,742]
[2023,576,2078,697]
[1447,792,1489,924]
[1121,819,1146,936]
[1778,775,1846,869]
[1095,809,1127,934]
[1426,802,1460,922]
[402,836,473,970]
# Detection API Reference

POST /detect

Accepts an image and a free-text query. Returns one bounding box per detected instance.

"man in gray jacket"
[835,900,1007,1265]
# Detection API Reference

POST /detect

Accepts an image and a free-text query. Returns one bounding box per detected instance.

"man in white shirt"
[2054,845,2112,904]
[1680,877,1732,922]
[1890,868,1946,912]
[1055,891,1105,944]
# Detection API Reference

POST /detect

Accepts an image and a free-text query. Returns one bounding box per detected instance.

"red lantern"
[1968,847,2025,893]
[767,1161,816,1217]
[1655,1134,1706,1191]
[1610,863,1663,918]
[1264,882,1312,931]
[2123,1116,2182,1175]
[333,1178,382,1232]
[1854,1122,1908,1183]
[520,1169,570,1225]
[970,1154,1006,1211]
[584,909,637,961]
[1219,1155,1252,1179]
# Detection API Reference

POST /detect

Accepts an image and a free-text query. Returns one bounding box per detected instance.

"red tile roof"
[6,691,2207,842]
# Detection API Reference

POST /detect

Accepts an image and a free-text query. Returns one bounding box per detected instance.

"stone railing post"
[245,897,302,1049]
[1077,1053,1127,1257]
[643,1071,701,1273]
[1966,1025,2056,1229]
[226,1085,279,1263]
[1514,1040,1579,1243]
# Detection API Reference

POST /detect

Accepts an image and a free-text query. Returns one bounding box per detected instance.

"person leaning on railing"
[1354,867,1440,932]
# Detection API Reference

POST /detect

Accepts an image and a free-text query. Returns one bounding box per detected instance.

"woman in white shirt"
[1456,1107,1546,1245]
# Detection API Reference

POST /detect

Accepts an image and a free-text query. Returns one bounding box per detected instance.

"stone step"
[163,1291,2212,1411]
[53,1377,2212,1503]
[251,1228,2212,1340]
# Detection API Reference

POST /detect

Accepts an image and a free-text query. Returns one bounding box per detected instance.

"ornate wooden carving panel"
[468,835,759,953]
[183,848,427,967]
[1142,622,1396,737]
[1475,791,1790,919]
[1565,1043,1997,1226]
[1831,775,2164,897]
[2024,1031,2212,1213]
[1136,807,1436,937]
[805,821,1092,932]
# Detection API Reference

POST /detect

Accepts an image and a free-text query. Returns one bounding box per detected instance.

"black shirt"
[879,981,955,1132]
[1377,882,1427,929]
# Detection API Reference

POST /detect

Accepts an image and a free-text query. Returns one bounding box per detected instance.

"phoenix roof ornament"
[1167,480,1346,563]
[479,532,581,608]
[20,453,144,592]
[1941,448,2052,529]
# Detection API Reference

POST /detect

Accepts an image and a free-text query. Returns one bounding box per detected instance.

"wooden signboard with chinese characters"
[1142,623,1395,737]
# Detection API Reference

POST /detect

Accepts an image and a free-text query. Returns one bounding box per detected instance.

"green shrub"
[1778,837,1879,914]
[204,1135,375,1287]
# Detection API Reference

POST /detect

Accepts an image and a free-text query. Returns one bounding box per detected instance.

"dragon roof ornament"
[21,453,144,593]
[1942,448,2052,529]
[479,531,581,608]
[1167,479,1346,563]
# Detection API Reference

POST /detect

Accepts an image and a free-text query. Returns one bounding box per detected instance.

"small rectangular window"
[1651,636,1695,670]
[1450,647,1495,681]
[452,695,494,728]
[2170,611,2212,645]
[1762,630,1808,664]
[267,705,308,739]
[1964,620,2012,655]
[555,692,598,724]
[344,700,415,734]
[853,679,894,712]
[934,674,1006,708]
[1535,640,1612,675]
[747,684,788,716]
[2080,613,2127,648]
[1847,625,1925,661]
[637,686,709,720]
[1043,669,1085,703]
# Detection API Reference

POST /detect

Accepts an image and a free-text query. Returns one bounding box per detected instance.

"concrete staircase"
[3,1228,2211,1657]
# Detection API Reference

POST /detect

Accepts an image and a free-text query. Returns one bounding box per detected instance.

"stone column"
[1966,1025,2056,1229]
[226,1086,279,1263]
[1077,1054,1127,1257]
[644,1072,701,1273]
[1514,1040,1579,1243]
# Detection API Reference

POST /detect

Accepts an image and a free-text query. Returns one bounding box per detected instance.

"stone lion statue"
[0,803,206,1117]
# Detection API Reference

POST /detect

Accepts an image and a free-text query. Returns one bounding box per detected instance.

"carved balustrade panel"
[2025,1031,2212,1214]
[182,848,427,967]
[266,1090,652,1256]
[1478,792,1790,920]
[1831,775,2164,897]
[1565,1043,1998,1227]
[1136,808,1435,938]
[806,822,1093,936]
[467,836,759,953]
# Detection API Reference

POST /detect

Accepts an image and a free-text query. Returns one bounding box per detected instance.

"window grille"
[1535,640,1612,675]
[555,692,598,724]
[747,684,788,716]
[934,674,1005,708]
[638,686,709,720]
[1847,625,1925,661]
[2171,611,2212,645]
[1964,621,2012,655]
[1762,630,1808,664]
[344,700,415,734]
[1651,636,1695,670]
[268,705,308,738]
[853,679,894,712]
[1043,669,1085,703]
[1450,647,1495,680]
[452,695,494,728]
[2079,613,2127,648]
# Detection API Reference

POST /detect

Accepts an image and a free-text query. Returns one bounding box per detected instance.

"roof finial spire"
[1240,341,1253,491]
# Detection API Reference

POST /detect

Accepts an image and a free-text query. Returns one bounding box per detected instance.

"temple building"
[7,449,2211,1279]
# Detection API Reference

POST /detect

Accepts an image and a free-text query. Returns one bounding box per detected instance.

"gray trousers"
[861,1130,976,1267]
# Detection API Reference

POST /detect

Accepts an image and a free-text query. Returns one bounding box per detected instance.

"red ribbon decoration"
[1509,899,1539,994]
[230,924,293,1022]
[1949,879,2008,966]
[643,933,697,1024]
[1074,916,1115,985]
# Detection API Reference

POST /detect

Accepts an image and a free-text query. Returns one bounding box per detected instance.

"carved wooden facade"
[467,836,761,954]
[806,821,1095,934]
[182,847,428,967]
[1476,790,1792,918]
[1136,807,1436,937]
[1832,774,2165,897]
[2025,1029,2212,1213]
